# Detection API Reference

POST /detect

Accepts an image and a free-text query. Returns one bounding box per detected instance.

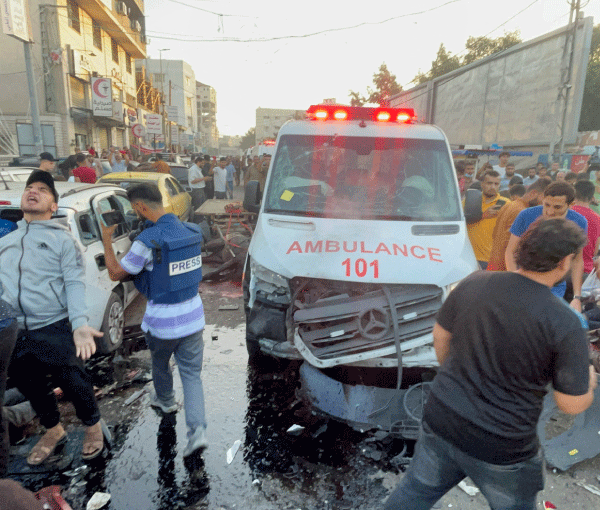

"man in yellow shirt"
[464,170,510,270]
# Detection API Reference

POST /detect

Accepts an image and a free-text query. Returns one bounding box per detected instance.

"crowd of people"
[385,154,600,508]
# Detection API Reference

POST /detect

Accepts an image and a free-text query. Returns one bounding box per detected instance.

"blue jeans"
[383,423,545,510]
[226,180,234,199]
[145,330,207,438]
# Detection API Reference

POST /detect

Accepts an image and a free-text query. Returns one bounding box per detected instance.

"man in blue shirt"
[505,181,587,310]
[225,158,236,199]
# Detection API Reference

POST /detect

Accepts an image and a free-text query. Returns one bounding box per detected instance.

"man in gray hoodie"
[0,171,104,465]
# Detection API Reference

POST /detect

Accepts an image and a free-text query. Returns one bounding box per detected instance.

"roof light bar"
[333,109,348,120]
[306,104,415,123]
[376,111,391,122]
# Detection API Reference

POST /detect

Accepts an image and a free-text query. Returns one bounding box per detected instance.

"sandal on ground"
[81,423,104,461]
[27,432,68,466]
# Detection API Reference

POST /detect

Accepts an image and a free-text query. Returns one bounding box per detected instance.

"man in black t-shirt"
[383,218,597,510]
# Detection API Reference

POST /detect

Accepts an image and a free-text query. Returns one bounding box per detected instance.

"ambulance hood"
[249,214,477,287]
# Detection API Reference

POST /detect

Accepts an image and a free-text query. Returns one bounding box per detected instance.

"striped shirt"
[120,240,205,339]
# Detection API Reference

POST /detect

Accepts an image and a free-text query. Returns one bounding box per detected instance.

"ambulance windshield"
[263,135,461,221]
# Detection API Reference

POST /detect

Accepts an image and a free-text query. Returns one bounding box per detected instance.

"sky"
[143,0,600,137]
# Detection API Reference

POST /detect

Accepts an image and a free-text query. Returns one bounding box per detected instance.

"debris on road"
[86,492,111,510]
[575,481,600,497]
[287,424,305,436]
[35,485,73,510]
[227,439,242,464]
[218,304,240,311]
[457,480,480,496]
[312,423,328,438]
[390,443,411,468]
[124,389,145,406]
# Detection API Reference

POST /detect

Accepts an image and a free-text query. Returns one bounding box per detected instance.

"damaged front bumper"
[298,362,431,438]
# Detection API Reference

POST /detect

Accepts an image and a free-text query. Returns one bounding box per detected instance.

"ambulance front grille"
[293,282,442,364]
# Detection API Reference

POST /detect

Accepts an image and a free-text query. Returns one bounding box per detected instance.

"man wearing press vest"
[100,182,207,457]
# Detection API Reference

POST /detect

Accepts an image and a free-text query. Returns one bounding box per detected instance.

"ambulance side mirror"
[464,188,482,224]
[244,181,261,213]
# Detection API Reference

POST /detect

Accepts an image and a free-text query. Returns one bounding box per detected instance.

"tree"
[415,44,461,84]
[240,127,255,150]
[348,63,402,106]
[579,24,600,132]
[463,31,521,65]
[412,32,521,84]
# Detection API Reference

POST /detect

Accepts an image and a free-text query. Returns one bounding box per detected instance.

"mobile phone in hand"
[101,210,122,227]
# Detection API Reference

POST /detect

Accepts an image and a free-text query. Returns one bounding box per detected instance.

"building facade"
[136,58,197,151]
[196,81,218,153]
[255,107,305,145]
[0,0,147,157]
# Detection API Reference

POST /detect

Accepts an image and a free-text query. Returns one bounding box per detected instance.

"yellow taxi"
[97,172,192,221]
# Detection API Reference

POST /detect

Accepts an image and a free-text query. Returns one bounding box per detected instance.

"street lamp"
[158,48,170,149]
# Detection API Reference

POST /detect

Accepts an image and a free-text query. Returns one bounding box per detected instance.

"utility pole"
[23,42,44,155]
[550,0,581,161]
[158,48,170,150]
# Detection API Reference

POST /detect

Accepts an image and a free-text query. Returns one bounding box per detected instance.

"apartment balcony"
[76,0,147,59]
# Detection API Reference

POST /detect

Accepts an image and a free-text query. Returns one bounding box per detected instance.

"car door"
[164,176,191,221]
[90,191,136,304]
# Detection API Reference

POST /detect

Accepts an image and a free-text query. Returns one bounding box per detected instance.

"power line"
[166,0,254,17]
[147,0,463,42]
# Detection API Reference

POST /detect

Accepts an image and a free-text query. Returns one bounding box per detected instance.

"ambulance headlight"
[250,259,289,290]
[443,281,460,298]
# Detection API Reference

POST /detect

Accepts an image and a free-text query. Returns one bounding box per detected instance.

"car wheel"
[98,292,125,354]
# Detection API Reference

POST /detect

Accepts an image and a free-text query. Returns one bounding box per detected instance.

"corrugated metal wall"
[391,18,593,149]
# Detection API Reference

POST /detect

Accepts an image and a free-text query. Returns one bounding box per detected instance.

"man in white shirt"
[211,158,228,199]
[108,147,129,173]
[522,167,540,188]
[492,151,510,179]
[188,156,211,217]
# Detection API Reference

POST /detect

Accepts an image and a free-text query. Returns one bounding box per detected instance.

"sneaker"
[148,391,177,414]
[183,427,208,457]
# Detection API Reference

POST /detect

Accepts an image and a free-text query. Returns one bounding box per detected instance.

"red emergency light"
[262,139,276,145]
[306,104,415,123]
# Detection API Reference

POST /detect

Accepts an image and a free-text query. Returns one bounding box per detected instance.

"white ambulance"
[243,104,477,437]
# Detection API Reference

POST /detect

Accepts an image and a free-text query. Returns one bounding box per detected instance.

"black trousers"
[191,188,206,219]
[0,319,17,477]
[9,318,100,430]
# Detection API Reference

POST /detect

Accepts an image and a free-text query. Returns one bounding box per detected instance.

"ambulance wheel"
[98,292,125,354]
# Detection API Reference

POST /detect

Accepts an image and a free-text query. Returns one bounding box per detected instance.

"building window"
[125,53,132,74]
[67,1,80,33]
[92,22,102,51]
[153,73,163,84]
[111,38,119,64]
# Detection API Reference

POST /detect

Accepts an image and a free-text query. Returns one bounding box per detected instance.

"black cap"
[39,152,57,162]
[26,170,59,203]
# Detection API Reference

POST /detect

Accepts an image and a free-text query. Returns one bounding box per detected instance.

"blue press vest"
[133,214,203,304]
